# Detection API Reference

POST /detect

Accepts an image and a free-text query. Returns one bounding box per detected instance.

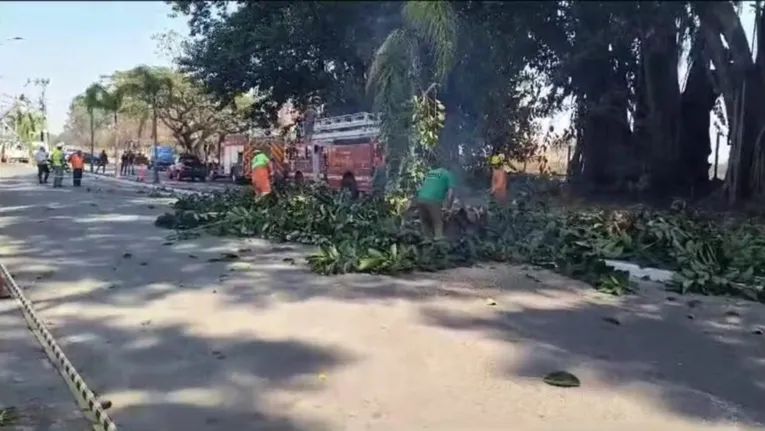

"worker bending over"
[70,150,85,187]
[251,149,272,196]
[415,162,456,240]
[50,144,66,188]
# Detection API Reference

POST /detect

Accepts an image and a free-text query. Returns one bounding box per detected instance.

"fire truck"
[220,112,383,191]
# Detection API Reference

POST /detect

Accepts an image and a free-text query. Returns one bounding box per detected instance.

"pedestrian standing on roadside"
[50,143,66,188]
[120,152,127,176]
[70,150,84,187]
[127,151,135,175]
[98,150,108,174]
[34,145,50,184]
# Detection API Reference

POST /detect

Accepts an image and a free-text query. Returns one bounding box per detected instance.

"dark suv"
[169,155,207,181]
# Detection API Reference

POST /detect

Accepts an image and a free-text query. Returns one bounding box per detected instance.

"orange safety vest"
[490,167,507,203]
[70,155,84,169]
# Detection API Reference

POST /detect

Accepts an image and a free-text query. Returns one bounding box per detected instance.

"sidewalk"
[0,297,88,430]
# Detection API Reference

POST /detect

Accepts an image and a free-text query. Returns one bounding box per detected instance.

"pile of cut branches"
[155,182,765,302]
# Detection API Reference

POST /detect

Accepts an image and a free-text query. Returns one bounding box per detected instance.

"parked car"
[168,155,207,181]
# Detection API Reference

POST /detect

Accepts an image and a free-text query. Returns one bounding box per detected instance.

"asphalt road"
[85,164,236,193]
[1,164,764,431]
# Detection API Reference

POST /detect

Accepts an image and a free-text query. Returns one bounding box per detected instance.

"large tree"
[172,1,765,204]
[157,70,253,155]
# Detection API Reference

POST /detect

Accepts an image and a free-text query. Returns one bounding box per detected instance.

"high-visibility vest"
[70,155,84,169]
[50,150,64,167]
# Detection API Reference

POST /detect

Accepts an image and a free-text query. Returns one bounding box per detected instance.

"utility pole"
[26,77,50,149]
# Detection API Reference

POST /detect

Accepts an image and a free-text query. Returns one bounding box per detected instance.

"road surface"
[85,164,236,193]
[1,164,764,431]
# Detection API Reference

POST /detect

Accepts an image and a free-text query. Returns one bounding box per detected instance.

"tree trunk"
[632,12,687,198]
[89,113,95,173]
[678,50,719,197]
[113,113,119,176]
[697,1,765,204]
[152,106,160,184]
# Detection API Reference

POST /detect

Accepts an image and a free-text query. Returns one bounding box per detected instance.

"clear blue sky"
[0,1,188,134]
[0,1,756,165]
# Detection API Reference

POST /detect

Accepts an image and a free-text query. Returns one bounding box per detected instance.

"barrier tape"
[0,263,118,431]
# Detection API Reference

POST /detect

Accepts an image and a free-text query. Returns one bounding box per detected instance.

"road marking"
[0,263,119,431]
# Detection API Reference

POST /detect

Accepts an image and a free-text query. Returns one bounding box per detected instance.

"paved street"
[85,164,236,193]
[1,164,765,431]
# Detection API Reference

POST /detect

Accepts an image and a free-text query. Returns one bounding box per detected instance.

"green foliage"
[394,94,446,195]
[155,184,765,302]
[172,1,401,125]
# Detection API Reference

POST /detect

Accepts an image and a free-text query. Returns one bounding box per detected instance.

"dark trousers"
[37,163,50,184]
[417,199,444,239]
[73,168,83,186]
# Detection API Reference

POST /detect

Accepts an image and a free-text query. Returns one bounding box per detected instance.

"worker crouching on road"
[489,154,509,205]
[251,149,272,196]
[70,150,85,187]
[415,161,456,240]
[50,144,66,188]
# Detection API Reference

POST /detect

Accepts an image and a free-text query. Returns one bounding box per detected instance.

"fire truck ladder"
[312,112,381,142]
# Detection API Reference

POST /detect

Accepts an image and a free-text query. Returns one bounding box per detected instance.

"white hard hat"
[56,143,63,148]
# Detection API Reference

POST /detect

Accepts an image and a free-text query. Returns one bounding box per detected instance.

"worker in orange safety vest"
[251,149,272,196]
[489,154,510,204]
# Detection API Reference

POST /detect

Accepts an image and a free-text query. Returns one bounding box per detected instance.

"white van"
[7,143,29,164]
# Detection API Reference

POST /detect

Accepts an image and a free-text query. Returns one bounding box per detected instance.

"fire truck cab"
[288,112,383,192]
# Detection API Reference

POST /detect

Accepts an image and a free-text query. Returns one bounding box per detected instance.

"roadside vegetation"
[62,0,765,304]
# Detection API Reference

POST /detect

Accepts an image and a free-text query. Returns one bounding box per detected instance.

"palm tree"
[83,83,103,172]
[121,66,173,183]
[366,1,458,191]
[96,85,127,175]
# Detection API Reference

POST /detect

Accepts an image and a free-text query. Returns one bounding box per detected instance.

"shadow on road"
[419,267,765,426]
[2,167,765,429]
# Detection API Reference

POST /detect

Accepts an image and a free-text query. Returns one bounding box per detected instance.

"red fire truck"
[220,112,383,191]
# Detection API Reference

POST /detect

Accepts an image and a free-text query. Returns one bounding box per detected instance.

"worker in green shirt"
[415,164,456,239]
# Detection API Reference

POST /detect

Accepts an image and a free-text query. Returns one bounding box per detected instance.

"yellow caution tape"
[0,263,118,431]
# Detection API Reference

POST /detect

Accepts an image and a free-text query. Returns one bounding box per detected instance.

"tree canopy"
[171,0,765,204]
[63,63,253,157]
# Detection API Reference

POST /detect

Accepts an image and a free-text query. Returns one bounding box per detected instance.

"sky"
[0,1,188,134]
[0,1,757,165]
